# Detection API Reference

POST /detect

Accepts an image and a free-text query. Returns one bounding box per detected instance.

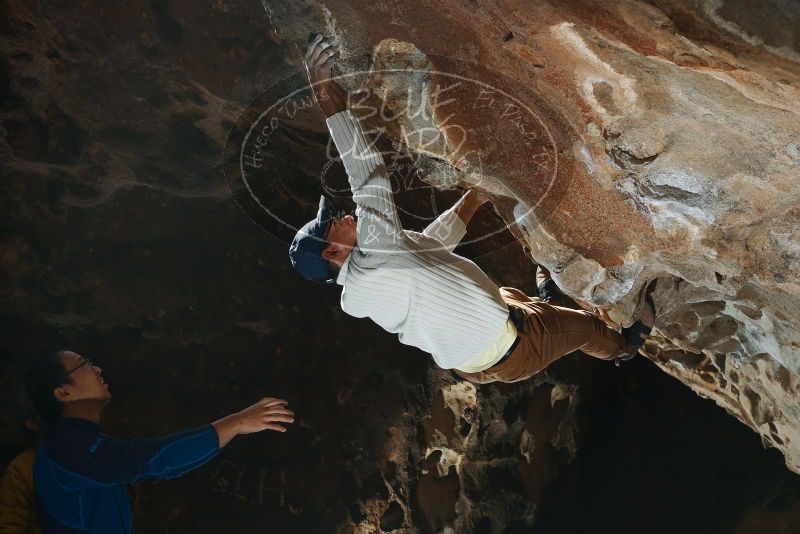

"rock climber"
[23,350,294,533]
[289,33,655,384]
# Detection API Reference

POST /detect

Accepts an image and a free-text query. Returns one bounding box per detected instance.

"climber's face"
[322,215,357,268]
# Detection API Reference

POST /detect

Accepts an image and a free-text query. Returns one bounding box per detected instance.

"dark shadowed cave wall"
[1,1,799,533]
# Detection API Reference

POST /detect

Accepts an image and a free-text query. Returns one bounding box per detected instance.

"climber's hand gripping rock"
[303,33,347,118]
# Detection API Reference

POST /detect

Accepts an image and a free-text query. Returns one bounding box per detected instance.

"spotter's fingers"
[264,410,294,418]
[264,414,295,424]
[257,397,288,408]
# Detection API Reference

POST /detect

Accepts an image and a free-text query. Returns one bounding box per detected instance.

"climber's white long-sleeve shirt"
[326,109,509,369]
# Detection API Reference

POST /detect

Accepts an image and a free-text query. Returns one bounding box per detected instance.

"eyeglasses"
[65,357,93,376]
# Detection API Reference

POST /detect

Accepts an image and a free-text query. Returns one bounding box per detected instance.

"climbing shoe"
[615,283,656,366]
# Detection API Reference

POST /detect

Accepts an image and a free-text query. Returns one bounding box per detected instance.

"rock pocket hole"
[349,503,366,524]
[380,501,405,531]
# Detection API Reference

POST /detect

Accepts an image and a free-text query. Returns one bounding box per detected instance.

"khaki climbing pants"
[454,287,635,384]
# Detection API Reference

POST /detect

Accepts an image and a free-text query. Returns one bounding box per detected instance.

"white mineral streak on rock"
[549,383,581,459]
[574,142,598,176]
[701,70,800,115]
[519,430,536,464]
[551,22,639,117]
[704,0,800,64]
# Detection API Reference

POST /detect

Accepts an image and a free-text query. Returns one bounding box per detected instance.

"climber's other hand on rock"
[471,190,492,206]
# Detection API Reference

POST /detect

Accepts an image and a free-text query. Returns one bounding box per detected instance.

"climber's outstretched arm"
[421,190,490,252]
[453,190,490,227]
[305,33,403,252]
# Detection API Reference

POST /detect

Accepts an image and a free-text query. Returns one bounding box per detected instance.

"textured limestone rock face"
[413,376,582,533]
[263,0,800,472]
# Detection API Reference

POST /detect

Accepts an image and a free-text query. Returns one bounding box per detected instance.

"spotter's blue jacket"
[33,417,220,533]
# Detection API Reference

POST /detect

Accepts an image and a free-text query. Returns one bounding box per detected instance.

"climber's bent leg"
[533,304,635,361]
[455,288,635,384]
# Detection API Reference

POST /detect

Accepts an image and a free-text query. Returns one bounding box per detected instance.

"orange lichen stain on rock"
[554,0,661,56]
[423,73,656,266]
[534,157,657,266]
[504,42,547,67]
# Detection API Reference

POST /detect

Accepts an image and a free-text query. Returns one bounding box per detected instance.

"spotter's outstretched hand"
[212,397,295,447]
[233,397,295,434]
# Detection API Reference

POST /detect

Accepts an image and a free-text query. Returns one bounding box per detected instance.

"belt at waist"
[455,305,525,373]
[493,305,525,367]
[508,304,526,333]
